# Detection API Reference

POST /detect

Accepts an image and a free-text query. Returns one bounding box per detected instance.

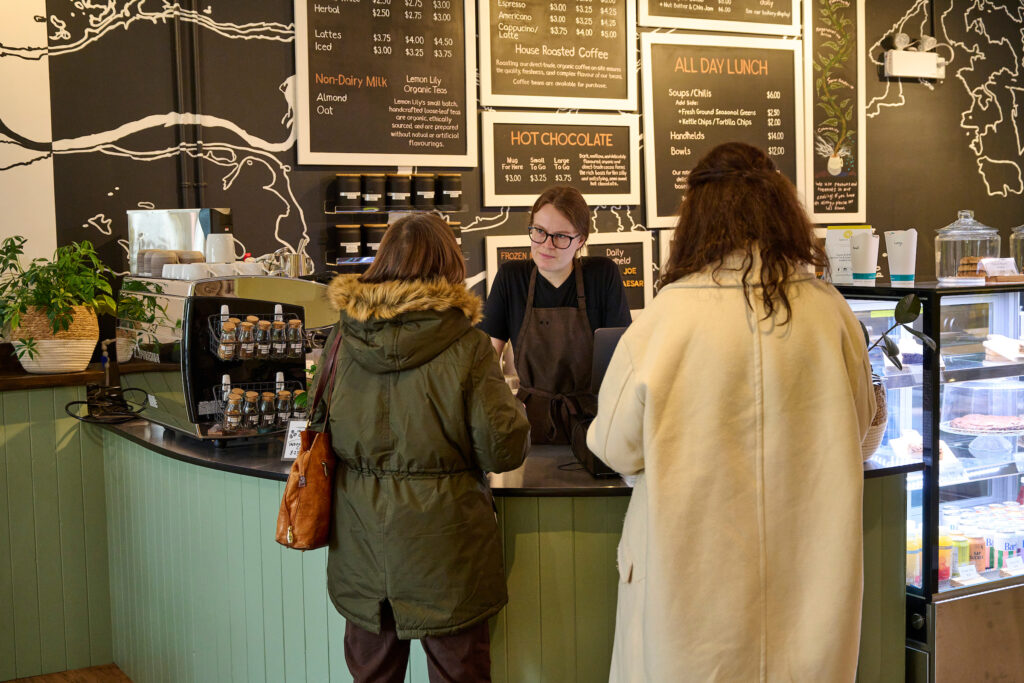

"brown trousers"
[344,602,491,683]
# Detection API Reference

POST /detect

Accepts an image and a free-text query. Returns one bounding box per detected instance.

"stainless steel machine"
[117,275,336,443]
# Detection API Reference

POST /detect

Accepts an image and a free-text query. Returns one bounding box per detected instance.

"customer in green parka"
[313,213,530,682]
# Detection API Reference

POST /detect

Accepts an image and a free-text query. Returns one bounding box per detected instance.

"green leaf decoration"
[905,327,937,351]
[882,335,903,370]
[894,294,922,324]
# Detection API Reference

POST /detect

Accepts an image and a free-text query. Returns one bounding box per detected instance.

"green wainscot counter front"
[1,391,913,682]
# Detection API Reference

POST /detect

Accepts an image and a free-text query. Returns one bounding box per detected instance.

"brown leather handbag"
[275,330,343,550]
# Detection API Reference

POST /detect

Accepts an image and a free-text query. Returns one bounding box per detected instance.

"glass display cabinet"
[839,283,1024,682]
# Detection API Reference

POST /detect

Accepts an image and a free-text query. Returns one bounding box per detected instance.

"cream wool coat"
[587,257,875,682]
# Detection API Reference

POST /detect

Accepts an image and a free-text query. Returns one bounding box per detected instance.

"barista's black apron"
[513,265,594,444]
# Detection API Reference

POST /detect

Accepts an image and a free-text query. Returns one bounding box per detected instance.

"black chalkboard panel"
[641,33,802,227]
[482,112,639,207]
[639,0,799,35]
[804,0,865,221]
[588,240,648,310]
[479,0,636,109]
[294,0,476,165]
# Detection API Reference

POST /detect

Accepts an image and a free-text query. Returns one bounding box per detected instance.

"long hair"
[360,213,465,285]
[660,142,826,323]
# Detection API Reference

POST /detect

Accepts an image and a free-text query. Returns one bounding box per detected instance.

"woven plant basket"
[861,377,888,459]
[11,306,99,373]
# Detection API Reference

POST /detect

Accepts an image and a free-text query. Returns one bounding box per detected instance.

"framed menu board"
[294,0,476,166]
[485,235,533,294]
[485,232,652,313]
[641,33,804,228]
[481,111,640,207]
[638,0,800,36]
[803,0,866,222]
[586,232,653,312]
[478,0,637,110]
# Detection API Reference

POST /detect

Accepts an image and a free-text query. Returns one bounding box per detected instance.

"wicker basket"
[861,377,888,459]
[10,306,99,373]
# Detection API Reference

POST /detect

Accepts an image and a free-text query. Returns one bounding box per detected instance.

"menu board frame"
[481,111,641,207]
[478,0,638,110]
[586,231,653,312]
[485,232,652,313]
[802,0,866,222]
[640,32,805,228]
[293,0,478,166]
[638,0,800,36]
[485,235,533,294]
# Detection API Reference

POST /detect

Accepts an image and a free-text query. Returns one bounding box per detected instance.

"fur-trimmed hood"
[326,275,484,374]
[327,274,482,323]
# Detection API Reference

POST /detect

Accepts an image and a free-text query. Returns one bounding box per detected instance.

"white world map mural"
[868,0,1024,197]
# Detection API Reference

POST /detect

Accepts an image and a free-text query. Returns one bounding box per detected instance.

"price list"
[639,0,798,34]
[483,112,638,206]
[294,0,475,165]
[641,34,801,227]
[480,0,635,108]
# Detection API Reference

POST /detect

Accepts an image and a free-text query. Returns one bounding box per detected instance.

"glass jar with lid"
[217,322,237,361]
[1010,225,1024,273]
[242,391,260,430]
[222,394,243,433]
[270,321,287,359]
[934,209,1000,284]
[258,392,277,428]
[286,319,304,359]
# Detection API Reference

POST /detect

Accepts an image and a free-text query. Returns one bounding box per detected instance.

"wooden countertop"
[0,351,166,392]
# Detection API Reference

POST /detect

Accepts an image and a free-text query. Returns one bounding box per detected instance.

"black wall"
[19,1,1024,287]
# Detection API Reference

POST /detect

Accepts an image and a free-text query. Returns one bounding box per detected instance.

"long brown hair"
[660,142,826,322]
[360,213,465,285]
[530,186,592,242]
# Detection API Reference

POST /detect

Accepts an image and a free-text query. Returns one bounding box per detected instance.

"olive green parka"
[317,275,530,638]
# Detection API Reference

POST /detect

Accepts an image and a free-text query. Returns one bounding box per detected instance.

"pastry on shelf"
[950,413,1024,432]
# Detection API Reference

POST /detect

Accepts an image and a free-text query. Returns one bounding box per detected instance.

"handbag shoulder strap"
[308,325,345,427]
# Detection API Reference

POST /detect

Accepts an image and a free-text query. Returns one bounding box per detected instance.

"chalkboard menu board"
[482,111,640,207]
[638,0,799,35]
[294,0,476,166]
[478,0,637,109]
[586,233,653,311]
[641,33,803,228]
[803,0,866,222]
[485,233,652,313]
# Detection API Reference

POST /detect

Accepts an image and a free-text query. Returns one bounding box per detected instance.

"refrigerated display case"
[839,283,1024,682]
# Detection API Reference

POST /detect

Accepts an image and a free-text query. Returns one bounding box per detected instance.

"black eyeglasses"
[528,226,579,250]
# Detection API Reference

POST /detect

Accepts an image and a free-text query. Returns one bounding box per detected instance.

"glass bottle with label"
[218,322,237,361]
[286,319,304,359]
[291,389,308,421]
[259,391,277,428]
[222,394,243,433]
[255,320,272,359]
[275,390,292,426]
[270,321,288,359]
[237,322,256,360]
[242,391,260,430]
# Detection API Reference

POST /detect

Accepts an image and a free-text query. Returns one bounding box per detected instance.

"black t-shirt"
[479,257,632,348]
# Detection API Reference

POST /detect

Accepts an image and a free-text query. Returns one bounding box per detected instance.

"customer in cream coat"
[588,142,876,682]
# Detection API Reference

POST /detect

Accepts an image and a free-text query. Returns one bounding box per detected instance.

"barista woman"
[479,186,631,443]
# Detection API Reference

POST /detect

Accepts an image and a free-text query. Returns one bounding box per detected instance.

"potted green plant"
[0,236,116,373]
[860,293,936,457]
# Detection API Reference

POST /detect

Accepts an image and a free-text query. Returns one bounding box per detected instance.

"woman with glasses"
[479,186,631,443]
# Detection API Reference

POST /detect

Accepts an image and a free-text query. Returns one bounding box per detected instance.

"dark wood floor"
[4,664,131,683]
